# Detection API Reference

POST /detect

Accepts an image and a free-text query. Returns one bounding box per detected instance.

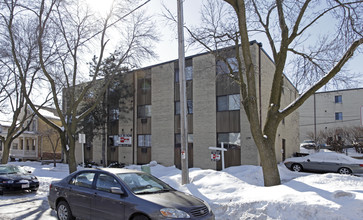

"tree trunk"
[259,141,281,186]
[67,137,77,173]
[1,140,11,164]
[53,149,57,167]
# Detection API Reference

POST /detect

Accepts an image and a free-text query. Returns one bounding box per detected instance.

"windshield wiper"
[155,189,172,193]
[135,191,156,195]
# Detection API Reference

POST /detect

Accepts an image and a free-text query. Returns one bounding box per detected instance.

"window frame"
[217,94,240,111]
[217,132,241,148]
[175,100,193,115]
[138,134,152,147]
[137,105,151,118]
[175,66,193,82]
[335,95,342,103]
[335,112,343,121]
[95,173,121,193]
[216,57,238,74]
[70,172,96,189]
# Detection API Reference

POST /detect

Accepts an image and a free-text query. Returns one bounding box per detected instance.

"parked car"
[284,151,363,174]
[299,140,316,149]
[48,168,215,220]
[0,164,39,195]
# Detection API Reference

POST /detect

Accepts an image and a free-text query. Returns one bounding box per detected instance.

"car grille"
[190,206,209,217]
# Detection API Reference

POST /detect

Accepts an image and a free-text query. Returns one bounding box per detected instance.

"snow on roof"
[38,108,59,120]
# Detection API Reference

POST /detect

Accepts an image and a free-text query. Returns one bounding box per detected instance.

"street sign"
[209,142,227,170]
[114,134,132,145]
[181,150,186,159]
[79,133,86,144]
[210,152,221,161]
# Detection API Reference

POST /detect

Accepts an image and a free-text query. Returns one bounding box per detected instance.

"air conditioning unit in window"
[141,118,147,124]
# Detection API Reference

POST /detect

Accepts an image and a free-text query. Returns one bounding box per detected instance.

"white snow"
[1,157,363,220]
[38,109,59,120]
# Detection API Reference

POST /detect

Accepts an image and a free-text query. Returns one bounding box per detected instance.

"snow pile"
[1,160,363,220]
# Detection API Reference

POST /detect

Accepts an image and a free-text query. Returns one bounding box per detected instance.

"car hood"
[137,190,204,208]
[0,173,35,181]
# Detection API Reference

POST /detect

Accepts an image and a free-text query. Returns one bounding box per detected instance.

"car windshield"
[117,173,174,195]
[0,165,23,175]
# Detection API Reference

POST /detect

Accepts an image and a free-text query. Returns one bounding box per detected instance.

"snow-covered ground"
[1,152,363,220]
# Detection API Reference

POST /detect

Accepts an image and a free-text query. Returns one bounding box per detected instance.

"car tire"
[291,164,303,172]
[132,214,149,220]
[57,201,74,220]
[338,167,352,175]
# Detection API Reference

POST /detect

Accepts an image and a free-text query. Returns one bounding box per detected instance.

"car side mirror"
[111,187,124,195]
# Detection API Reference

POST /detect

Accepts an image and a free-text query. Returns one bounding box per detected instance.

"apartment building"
[299,88,363,143]
[74,42,300,170]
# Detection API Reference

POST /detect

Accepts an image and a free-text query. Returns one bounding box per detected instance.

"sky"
[140,0,362,89]
[1,149,363,219]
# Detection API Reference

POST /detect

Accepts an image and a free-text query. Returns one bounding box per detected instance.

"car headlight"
[2,180,14,184]
[160,208,190,218]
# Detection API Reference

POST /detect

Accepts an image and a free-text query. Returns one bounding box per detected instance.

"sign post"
[360,106,363,126]
[209,142,227,170]
[79,133,86,168]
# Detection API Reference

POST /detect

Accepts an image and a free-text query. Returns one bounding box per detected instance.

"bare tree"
[0,2,49,163]
[180,0,363,186]
[2,0,156,173]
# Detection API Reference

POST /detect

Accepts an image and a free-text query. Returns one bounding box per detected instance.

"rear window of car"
[69,172,95,188]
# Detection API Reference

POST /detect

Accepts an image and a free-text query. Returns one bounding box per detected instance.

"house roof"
[38,108,60,120]
[0,107,60,128]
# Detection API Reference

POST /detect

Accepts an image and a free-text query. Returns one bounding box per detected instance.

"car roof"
[78,168,144,175]
[99,168,143,174]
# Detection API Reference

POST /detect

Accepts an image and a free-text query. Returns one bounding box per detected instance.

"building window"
[26,139,30,150]
[335,112,343,121]
[138,135,151,147]
[0,140,2,151]
[217,94,240,111]
[137,105,151,118]
[217,133,241,148]
[140,78,151,93]
[175,100,193,115]
[31,120,37,132]
[175,134,193,146]
[175,66,193,82]
[32,139,36,151]
[110,109,119,121]
[216,57,238,74]
[20,139,23,150]
[13,143,18,150]
[335,95,342,103]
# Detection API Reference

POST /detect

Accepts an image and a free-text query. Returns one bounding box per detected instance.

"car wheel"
[57,201,74,220]
[291,164,303,172]
[132,214,149,220]
[338,167,352,175]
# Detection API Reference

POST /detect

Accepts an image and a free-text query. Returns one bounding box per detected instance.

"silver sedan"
[284,151,363,174]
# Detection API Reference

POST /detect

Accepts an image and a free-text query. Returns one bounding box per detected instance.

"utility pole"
[177,0,189,185]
